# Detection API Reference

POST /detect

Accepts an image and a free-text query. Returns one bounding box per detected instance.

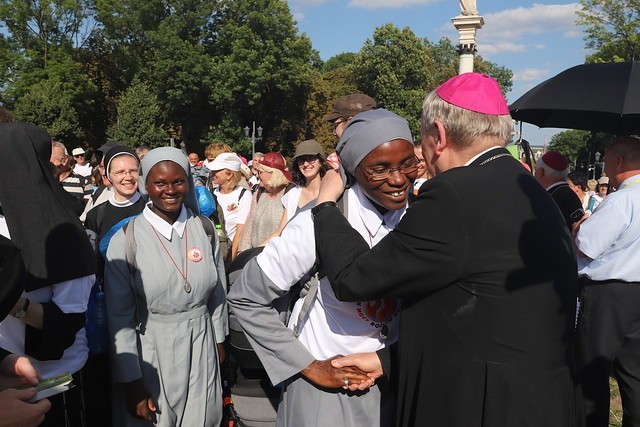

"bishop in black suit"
[312,73,581,427]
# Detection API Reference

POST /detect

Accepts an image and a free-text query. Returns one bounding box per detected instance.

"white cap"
[208,153,242,171]
[71,148,86,156]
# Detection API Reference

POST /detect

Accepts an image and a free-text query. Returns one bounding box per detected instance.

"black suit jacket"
[314,148,580,427]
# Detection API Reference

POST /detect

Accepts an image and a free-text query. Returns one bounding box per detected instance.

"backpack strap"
[291,191,348,337]
[122,216,143,332]
[196,214,217,257]
[293,271,320,337]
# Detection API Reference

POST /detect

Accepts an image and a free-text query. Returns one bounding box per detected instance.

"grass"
[609,378,623,427]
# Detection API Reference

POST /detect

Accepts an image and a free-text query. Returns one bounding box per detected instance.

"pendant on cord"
[380,322,389,340]
[184,280,192,293]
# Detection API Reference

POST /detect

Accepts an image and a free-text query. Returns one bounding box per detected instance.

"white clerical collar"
[464,146,503,166]
[352,185,405,238]
[143,202,187,240]
[546,181,568,191]
[109,191,142,207]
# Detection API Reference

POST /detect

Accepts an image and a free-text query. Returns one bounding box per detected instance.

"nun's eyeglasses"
[111,168,139,178]
[358,157,420,181]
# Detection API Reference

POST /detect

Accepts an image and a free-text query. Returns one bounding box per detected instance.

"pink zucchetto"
[435,73,510,115]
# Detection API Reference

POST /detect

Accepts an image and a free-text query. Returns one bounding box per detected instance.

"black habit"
[314,147,580,427]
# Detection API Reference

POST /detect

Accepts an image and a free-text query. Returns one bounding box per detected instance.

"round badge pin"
[188,247,203,262]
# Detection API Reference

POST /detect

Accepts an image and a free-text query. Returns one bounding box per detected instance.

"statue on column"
[459,0,478,16]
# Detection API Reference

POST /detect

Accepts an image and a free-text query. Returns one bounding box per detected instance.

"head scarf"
[104,145,139,175]
[139,147,200,214]
[0,123,96,290]
[336,109,413,185]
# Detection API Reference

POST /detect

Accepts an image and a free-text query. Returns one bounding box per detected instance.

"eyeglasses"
[73,154,85,158]
[332,119,345,130]
[358,157,420,181]
[111,168,139,178]
[297,155,319,164]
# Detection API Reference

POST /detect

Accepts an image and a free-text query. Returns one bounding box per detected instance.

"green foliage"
[578,0,640,63]
[14,79,81,143]
[0,1,514,153]
[549,129,591,164]
[353,25,513,137]
[474,56,514,94]
[322,52,357,72]
[207,0,314,154]
[107,80,167,148]
[353,23,434,136]
[548,129,616,172]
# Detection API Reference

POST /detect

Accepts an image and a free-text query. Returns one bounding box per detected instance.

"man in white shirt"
[575,136,640,427]
[71,148,92,178]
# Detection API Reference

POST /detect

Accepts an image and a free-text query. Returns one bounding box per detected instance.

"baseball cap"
[323,94,377,122]
[293,140,325,160]
[259,152,292,181]
[208,153,242,172]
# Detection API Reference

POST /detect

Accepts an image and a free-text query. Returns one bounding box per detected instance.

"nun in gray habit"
[105,147,228,427]
[228,109,418,426]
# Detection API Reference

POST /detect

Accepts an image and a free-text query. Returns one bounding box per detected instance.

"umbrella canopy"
[509,61,640,135]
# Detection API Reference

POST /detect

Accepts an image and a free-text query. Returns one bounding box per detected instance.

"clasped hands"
[302,352,383,392]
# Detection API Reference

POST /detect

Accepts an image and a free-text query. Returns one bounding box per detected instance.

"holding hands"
[331,352,383,391]
[301,352,384,392]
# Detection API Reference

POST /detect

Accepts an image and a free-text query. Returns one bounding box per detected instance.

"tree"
[108,80,167,148]
[207,0,314,153]
[322,52,357,72]
[548,129,615,173]
[577,0,640,63]
[548,129,591,169]
[354,24,434,135]
[14,79,81,143]
[353,26,513,136]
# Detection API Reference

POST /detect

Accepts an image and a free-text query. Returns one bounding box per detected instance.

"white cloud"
[439,3,581,42]
[513,68,550,82]
[480,42,527,55]
[530,43,545,50]
[480,3,582,42]
[292,12,305,22]
[348,0,440,10]
[292,0,331,6]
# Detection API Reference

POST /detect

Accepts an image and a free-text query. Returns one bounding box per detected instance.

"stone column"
[451,14,484,74]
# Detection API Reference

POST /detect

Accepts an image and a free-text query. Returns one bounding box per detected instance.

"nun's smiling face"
[354,139,418,213]
[146,160,189,224]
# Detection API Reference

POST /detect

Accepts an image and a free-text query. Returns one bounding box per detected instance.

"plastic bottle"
[86,285,108,354]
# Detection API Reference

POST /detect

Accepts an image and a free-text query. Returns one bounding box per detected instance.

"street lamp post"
[243,121,263,160]
[594,151,601,179]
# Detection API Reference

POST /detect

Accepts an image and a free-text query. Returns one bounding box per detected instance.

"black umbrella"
[509,61,640,135]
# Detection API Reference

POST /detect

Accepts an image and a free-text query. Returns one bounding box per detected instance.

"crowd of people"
[0,72,638,427]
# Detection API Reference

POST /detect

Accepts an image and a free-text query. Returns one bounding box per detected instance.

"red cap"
[541,151,569,171]
[436,73,510,115]
[260,152,292,181]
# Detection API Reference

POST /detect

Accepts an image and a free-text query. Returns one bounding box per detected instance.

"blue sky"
[289,0,589,146]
